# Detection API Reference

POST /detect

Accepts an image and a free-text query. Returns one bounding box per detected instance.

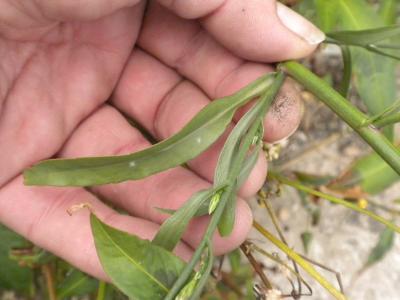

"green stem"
[96,281,107,300]
[280,61,400,175]
[269,172,400,234]
[164,186,233,299]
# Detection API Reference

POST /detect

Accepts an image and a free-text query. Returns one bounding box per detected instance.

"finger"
[112,50,267,197]
[0,7,142,187]
[156,0,324,61]
[0,176,193,280]
[59,105,253,255]
[136,3,302,140]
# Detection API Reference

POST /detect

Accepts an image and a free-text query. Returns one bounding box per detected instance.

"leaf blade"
[152,188,220,251]
[365,227,395,268]
[56,269,97,299]
[329,149,400,195]
[334,0,398,139]
[24,74,275,187]
[328,25,400,46]
[90,214,186,300]
[0,225,33,294]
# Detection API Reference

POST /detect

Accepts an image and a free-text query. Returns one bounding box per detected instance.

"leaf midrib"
[97,221,169,293]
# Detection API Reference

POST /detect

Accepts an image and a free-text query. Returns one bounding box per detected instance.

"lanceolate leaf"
[329,149,400,195]
[339,45,352,98]
[365,227,395,268]
[160,73,283,299]
[152,187,222,251]
[24,74,275,187]
[334,0,397,139]
[187,242,214,300]
[90,214,186,300]
[328,25,400,46]
[217,73,285,236]
[237,143,262,188]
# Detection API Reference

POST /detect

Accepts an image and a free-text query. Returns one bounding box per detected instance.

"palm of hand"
[0,5,142,186]
[0,1,316,279]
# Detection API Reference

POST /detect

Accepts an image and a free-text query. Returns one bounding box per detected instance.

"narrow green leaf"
[237,143,262,188]
[373,112,400,128]
[334,0,397,139]
[56,269,98,299]
[214,102,265,187]
[330,149,400,195]
[182,242,214,300]
[166,73,284,299]
[217,73,285,236]
[301,231,313,255]
[0,225,33,294]
[328,25,400,46]
[228,249,242,274]
[364,99,400,126]
[90,214,186,300]
[339,45,352,98]
[152,187,220,251]
[365,227,395,268]
[365,45,400,61]
[24,74,275,187]
[213,116,261,234]
[294,171,334,187]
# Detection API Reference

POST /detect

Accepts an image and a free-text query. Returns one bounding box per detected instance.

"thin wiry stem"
[268,171,400,234]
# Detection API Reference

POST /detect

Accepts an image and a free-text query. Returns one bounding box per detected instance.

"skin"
[0,0,320,280]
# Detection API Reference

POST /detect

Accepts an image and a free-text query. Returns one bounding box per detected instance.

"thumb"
[157,0,325,62]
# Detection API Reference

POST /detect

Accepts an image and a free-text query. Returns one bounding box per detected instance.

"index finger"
[158,0,325,61]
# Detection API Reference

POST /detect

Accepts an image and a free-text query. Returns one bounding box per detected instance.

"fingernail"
[276,3,325,45]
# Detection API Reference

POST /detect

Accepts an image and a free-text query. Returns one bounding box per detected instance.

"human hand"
[0,0,324,279]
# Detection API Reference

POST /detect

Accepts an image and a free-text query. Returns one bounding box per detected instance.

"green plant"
[2,1,400,299]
